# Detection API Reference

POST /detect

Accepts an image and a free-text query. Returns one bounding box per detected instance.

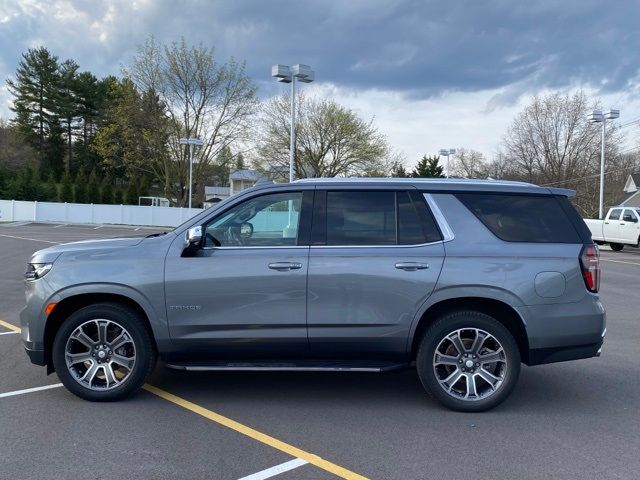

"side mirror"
[623,214,637,223]
[185,226,203,247]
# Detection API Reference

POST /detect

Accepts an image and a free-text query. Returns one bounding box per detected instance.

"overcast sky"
[1,0,639,166]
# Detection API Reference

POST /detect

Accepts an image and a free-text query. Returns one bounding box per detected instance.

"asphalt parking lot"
[1,222,639,480]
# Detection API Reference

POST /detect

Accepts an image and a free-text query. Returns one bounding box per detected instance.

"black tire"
[610,243,624,251]
[416,310,521,412]
[52,303,156,401]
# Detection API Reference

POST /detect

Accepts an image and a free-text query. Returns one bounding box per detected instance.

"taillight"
[580,245,600,293]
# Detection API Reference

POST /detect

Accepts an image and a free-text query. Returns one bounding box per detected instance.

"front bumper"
[24,345,46,366]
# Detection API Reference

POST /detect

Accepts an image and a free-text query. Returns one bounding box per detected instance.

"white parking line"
[0,331,19,336]
[0,233,62,244]
[52,224,67,228]
[237,458,309,480]
[601,258,640,266]
[0,383,63,399]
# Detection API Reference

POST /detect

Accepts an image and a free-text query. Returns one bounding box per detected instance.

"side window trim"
[423,193,455,242]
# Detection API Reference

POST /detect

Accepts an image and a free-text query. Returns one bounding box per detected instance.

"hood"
[30,236,146,264]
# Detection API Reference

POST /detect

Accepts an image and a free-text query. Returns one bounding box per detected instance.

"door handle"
[395,262,429,271]
[604,222,609,224]
[268,262,303,271]
[620,223,625,225]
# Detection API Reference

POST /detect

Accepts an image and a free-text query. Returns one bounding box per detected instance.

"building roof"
[230,169,262,181]
[204,186,230,196]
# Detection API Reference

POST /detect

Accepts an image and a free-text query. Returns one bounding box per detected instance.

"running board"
[165,360,408,373]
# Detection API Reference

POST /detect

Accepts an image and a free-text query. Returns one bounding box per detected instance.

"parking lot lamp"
[271,64,315,182]
[588,109,620,219]
[179,137,204,209]
[438,148,456,178]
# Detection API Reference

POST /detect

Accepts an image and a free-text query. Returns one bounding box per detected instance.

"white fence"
[0,200,203,227]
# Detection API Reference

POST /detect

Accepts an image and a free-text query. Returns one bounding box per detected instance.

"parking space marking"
[0,319,21,333]
[237,458,309,480]
[0,317,367,479]
[52,224,67,228]
[0,331,19,336]
[600,258,640,266]
[0,383,63,399]
[143,384,369,480]
[0,233,62,244]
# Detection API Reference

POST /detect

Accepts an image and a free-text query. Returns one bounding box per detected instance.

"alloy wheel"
[433,328,507,401]
[64,319,137,391]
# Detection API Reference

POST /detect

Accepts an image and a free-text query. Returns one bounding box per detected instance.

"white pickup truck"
[585,207,640,251]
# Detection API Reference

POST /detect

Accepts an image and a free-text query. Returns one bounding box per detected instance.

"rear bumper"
[528,337,604,365]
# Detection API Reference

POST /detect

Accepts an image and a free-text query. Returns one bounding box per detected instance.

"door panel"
[621,209,640,243]
[164,189,313,360]
[307,244,445,358]
[604,209,622,242]
[165,247,309,358]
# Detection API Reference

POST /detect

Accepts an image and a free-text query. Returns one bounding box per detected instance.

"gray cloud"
[1,0,639,111]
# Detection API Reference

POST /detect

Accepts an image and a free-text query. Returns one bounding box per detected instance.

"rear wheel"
[416,311,520,412]
[52,303,156,401]
[610,243,624,251]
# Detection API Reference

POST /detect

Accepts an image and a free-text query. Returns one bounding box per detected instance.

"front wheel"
[610,243,624,251]
[52,303,156,401]
[416,311,521,412]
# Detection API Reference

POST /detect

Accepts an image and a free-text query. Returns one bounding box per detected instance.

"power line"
[540,166,635,187]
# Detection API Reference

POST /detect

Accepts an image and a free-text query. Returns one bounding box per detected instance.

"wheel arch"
[43,291,161,373]
[409,297,530,364]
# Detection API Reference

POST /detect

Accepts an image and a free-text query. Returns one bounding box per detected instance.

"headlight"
[25,263,53,281]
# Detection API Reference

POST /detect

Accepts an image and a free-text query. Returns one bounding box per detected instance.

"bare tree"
[257,94,393,178]
[125,37,258,206]
[500,91,629,217]
[450,148,488,178]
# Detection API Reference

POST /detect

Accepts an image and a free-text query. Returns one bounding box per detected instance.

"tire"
[416,310,521,412]
[610,243,624,251]
[52,303,156,401]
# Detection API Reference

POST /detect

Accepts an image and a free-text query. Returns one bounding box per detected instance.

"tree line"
[1,39,638,216]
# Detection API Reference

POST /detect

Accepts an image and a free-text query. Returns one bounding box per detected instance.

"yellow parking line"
[0,319,21,333]
[143,384,368,480]
[0,318,368,479]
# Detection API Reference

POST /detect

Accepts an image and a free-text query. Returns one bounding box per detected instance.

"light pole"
[272,64,315,182]
[179,137,204,209]
[588,109,620,219]
[438,148,456,178]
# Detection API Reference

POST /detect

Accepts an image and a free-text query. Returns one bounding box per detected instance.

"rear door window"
[322,191,442,246]
[456,193,582,243]
[326,191,396,245]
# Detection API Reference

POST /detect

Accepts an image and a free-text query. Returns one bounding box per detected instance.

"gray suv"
[21,179,606,411]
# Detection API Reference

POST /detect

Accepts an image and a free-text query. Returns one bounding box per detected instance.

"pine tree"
[74,170,87,203]
[235,152,245,170]
[40,171,58,201]
[59,172,73,202]
[412,155,444,178]
[86,169,101,204]
[125,182,139,205]
[6,47,61,173]
[113,188,124,205]
[391,162,410,178]
[57,59,80,175]
[100,176,114,204]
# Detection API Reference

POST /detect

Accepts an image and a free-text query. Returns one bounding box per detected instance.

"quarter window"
[456,193,581,243]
